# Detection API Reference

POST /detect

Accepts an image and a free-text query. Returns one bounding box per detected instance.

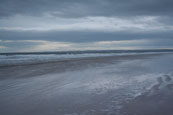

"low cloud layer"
[1,39,173,53]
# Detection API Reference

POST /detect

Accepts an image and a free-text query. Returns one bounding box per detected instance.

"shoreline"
[0,53,163,80]
[0,53,163,67]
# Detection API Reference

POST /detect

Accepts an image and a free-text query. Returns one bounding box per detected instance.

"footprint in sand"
[157,77,163,84]
[150,77,163,91]
[151,74,173,92]
[166,84,173,90]
[162,74,173,90]
[164,75,172,82]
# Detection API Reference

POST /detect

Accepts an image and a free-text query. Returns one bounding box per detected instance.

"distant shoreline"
[1,49,173,55]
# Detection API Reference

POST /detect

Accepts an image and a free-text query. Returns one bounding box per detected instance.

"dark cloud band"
[0,0,173,18]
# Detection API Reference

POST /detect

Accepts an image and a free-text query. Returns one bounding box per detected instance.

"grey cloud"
[0,0,173,52]
[0,39,40,52]
[0,0,173,18]
[0,30,173,43]
[1,38,173,52]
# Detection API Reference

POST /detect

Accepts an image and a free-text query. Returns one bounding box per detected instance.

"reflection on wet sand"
[120,73,173,115]
[1,54,173,115]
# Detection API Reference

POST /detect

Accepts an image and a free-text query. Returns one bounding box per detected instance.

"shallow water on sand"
[0,54,173,115]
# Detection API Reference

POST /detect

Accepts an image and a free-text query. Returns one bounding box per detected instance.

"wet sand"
[0,53,173,115]
[120,75,173,115]
[0,54,161,80]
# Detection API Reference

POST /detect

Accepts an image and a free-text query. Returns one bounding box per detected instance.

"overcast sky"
[0,0,173,52]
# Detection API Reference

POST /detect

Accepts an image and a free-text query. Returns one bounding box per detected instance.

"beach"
[0,53,173,115]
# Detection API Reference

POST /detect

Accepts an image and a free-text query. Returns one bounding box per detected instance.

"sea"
[0,49,173,66]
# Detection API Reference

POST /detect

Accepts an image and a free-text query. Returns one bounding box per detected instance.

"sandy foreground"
[0,53,173,115]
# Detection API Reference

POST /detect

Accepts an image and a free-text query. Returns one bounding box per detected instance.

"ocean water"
[0,50,173,66]
[0,53,115,66]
